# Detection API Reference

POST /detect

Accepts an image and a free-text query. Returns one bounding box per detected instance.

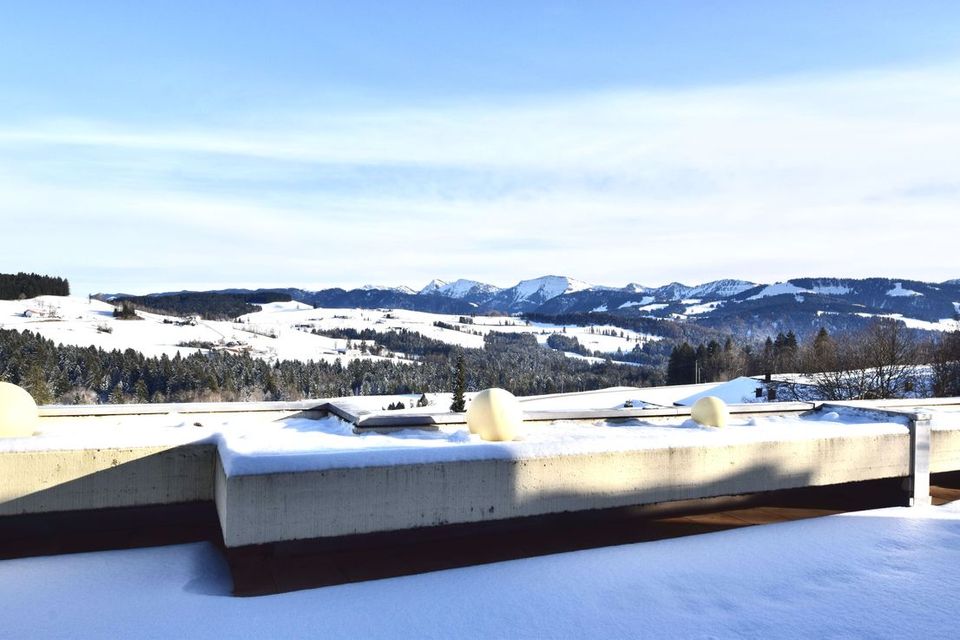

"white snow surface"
[810,284,852,295]
[852,311,959,333]
[674,376,768,406]
[360,284,416,294]
[924,406,960,430]
[511,275,590,303]
[559,351,641,367]
[886,282,923,297]
[4,405,908,477]
[632,302,669,313]
[686,279,756,298]
[747,282,809,300]
[2,502,959,639]
[684,300,723,315]
[418,278,448,294]
[617,296,655,309]
[419,278,499,298]
[0,296,392,363]
[1,296,662,364]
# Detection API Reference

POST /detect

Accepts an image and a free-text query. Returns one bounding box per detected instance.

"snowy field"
[853,312,960,333]
[815,309,960,333]
[1,502,958,639]
[0,296,359,363]
[0,296,657,365]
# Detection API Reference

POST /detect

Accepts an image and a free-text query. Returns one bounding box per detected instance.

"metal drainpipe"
[908,411,932,507]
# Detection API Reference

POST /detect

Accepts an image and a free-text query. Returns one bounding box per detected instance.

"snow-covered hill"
[1,295,659,365]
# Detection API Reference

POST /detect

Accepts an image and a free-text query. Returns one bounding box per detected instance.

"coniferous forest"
[3,319,959,405]
[110,291,293,321]
[0,328,660,405]
[0,272,70,300]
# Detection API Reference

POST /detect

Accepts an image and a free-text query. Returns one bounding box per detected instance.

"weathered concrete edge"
[0,444,217,516]
[214,431,913,547]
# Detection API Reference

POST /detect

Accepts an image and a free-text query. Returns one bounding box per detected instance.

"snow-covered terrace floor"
[2,502,959,639]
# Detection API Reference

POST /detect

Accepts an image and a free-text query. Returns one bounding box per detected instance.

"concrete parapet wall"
[6,397,960,548]
[0,445,215,516]
[215,432,910,547]
[932,429,960,473]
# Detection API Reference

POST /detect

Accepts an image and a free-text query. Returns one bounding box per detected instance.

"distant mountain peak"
[418,279,448,295]
[512,275,590,301]
[359,284,415,294]
[419,278,500,299]
[653,282,693,299]
[687,279,757,299]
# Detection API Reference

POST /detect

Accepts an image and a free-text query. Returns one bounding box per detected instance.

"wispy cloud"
[3,61,960,292]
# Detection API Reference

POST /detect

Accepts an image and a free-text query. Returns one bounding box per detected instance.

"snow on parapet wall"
[4,403,909,477]
[887,282,923,297]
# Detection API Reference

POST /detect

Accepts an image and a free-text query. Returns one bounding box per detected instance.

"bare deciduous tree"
[931,330,960,397]
[791,320,921,401]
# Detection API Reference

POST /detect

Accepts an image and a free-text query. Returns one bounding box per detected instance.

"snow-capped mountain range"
[417,278,503,305]
[113,276,960,338]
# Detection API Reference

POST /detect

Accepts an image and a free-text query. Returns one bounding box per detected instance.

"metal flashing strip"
[349,401,820,432]
[39,400,331,418]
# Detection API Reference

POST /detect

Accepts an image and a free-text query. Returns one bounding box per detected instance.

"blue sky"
[2,1,960,294]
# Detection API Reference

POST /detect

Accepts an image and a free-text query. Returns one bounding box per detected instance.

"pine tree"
[134,379,149,403]
[810,327,836,372]
[667,342,696,385]
[23,363,53,405]
[450,352,466,412]
[109,385,126,404]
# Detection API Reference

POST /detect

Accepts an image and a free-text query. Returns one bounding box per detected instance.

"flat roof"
[5,398,917,477]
